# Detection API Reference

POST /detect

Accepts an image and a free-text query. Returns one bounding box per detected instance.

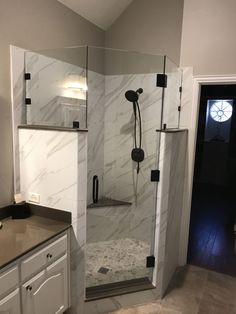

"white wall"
[0,0,104,206]
[180,0,236,75]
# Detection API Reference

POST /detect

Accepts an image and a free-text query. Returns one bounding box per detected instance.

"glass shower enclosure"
[24,46,182,298]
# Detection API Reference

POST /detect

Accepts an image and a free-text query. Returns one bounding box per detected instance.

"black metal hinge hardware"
[179,86,182,93]
[151,170,160,182]
[25,98,31,105]
[73,121,80,128]
[156,74,167,88]
[146,255,155,268]
[178,106,181,112]
[24,73,31,80]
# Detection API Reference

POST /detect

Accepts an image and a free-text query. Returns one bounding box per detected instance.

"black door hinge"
[146,255,155,268]
[178,106,181,112]
[151,170,160,182]
[156,74,167,88]
[24,73,31,80]
[25,98,31,105]
[73,121,80,128]
[179,86,182,93]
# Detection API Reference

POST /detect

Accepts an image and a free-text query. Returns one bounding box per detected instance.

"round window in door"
[210,100,233,122]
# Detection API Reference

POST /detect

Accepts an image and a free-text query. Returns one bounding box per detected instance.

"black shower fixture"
[125,88,143,102]
[125,88,145,174]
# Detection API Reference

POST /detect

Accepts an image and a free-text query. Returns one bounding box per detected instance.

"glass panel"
[163,56,182,129]
[86,47,164,287]
[25,46,87,128]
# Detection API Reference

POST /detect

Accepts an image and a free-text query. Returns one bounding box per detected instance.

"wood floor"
[187,183,236,276]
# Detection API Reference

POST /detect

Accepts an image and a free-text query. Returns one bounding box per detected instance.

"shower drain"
[98,267,109,274]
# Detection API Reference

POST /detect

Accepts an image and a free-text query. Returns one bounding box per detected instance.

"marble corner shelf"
[156,128,188,133]
[18,124,88,132]
[87,198,132,209]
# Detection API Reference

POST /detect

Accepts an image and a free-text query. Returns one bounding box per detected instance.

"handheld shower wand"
[125,88,144,173]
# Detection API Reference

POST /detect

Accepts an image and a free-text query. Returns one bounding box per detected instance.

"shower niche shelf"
[87,198,132,209]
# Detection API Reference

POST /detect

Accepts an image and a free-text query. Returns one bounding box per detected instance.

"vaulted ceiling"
[57,0,133,30]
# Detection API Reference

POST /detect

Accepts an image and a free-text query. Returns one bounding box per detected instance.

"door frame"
[179,74,236,265]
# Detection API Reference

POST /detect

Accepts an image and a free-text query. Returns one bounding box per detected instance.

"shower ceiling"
[57,0,133,30]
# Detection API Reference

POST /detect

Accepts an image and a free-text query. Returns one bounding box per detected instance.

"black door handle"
[93,175,99,203]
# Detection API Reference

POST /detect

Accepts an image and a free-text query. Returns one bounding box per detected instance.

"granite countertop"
[0,205,71,270]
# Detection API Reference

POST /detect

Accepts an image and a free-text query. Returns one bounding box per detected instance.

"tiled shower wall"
[102,74,162,244]
[87,70,105,204]
[19,128,87,314]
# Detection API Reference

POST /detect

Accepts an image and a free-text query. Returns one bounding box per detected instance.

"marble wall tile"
[19,128,87,314]
[87,70,105,204]
[162,131,187,293]
[153,131,187,296]
[86,205,131,243]
[87,71,163,259]
[70,223,86,314]
[153,133,172,291]
[77,133,88,203]
[103,73,162,245]
[19,129,78,217]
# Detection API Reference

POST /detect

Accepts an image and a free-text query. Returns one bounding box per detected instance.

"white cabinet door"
[0,289,20,314]
[22,254,68,314]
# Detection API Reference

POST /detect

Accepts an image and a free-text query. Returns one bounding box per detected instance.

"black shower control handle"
[93,175,99,203]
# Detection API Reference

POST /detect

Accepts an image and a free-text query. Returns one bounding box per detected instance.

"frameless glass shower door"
[86,47,165,291]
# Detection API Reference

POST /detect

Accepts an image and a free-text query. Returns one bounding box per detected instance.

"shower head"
[124,88,144,174]
[125,90,138,102]
[125,88,143,103]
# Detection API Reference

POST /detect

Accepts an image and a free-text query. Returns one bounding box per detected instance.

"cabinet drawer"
[0,288,20,314]
[21,234,67,281]
[0,266,18,297]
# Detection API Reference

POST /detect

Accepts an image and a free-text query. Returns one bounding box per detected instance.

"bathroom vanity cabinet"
[0,266,20,314]
[0,288,20,314]
[0,232,69,314]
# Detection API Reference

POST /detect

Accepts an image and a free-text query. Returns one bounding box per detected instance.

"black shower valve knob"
[131,148,145,163]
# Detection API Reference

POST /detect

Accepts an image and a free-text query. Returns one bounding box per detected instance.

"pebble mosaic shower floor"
[86,238,151,287]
